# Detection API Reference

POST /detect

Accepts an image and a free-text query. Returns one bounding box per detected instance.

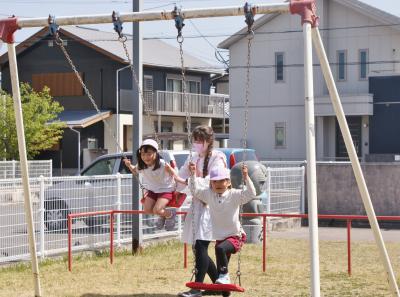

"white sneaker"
[215,273,230,284]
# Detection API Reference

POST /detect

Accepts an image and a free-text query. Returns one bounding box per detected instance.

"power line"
[188,19,229,68]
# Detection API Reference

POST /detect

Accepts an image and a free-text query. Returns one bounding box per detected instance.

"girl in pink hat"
[188,164,256,286]
[124,139,187,231]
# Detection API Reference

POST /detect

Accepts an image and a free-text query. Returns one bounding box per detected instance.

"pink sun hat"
[209,166,230,181]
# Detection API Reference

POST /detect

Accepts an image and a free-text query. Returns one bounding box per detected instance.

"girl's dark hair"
[136,145,161,171]
[192,125,214,178]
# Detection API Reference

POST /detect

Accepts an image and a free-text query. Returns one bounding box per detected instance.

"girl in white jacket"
[189,164,256,285]
[178,125,227,297]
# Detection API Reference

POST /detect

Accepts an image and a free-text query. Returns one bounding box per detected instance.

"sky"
[0,0,400,68]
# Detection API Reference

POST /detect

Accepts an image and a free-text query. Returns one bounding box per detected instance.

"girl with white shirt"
[124,139,187,231]
[189,164,256,285]
[178,125,228,297]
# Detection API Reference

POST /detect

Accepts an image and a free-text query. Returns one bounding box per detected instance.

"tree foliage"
[0,83,65,160]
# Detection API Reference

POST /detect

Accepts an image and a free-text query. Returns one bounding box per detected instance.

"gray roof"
[219,0,400,49]
[0,25,220,74]
[57,109,112,128]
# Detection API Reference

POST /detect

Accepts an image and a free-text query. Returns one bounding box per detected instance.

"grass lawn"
[0,238,399,297]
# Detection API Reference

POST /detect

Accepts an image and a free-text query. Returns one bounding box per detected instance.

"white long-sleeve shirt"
[193,176,257,240]
[178,150,227,244]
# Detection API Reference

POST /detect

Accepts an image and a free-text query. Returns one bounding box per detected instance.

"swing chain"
[174,9,193,164]
[113,12,160,146]
[172,8,197,280]
[47,20,126,160]
[235,4,255,287]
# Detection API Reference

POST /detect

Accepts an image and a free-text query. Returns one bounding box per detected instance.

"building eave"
[218,0,400,50]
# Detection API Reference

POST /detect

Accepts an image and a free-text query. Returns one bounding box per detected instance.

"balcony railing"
[143,91,229,118]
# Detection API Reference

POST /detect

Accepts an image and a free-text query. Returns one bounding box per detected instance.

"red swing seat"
[186,282,245,293]
[140,191,187,208]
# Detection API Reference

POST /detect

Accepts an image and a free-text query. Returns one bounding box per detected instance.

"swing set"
[0,1,399,296]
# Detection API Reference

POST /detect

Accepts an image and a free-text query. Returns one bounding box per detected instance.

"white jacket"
[178,150,227,244]
[193,176,257,240]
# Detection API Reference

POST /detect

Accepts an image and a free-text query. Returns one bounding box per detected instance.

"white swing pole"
[311,27,400,297]
[303,22,320,297]
[15,3,290,28]
[7,43,42,297]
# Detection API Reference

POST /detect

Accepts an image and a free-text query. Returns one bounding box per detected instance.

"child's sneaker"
[155,216,165,230]
[215,273,230,284]
[164,208,176,231]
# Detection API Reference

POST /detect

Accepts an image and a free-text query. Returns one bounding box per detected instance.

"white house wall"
[327,1,400,93]
[228,0,400,160]
[229,11,307,160]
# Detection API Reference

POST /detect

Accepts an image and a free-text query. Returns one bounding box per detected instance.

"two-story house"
[219,0,400,161]
[0,26,228,174]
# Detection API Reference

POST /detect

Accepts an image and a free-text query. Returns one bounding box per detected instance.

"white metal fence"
[0,174,184,264]
[260,165,305,214]
[0,160,52,180]
[0,166,304,264]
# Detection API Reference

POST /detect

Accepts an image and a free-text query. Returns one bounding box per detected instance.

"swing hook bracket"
[112,11,125,40]
[244,2,255,37]
[48,15,63,45]
[0,16,19,44]
[290,0,319,27]
[173,5,185,43]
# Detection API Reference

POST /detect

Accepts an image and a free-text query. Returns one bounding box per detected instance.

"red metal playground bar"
[67,210,400,275]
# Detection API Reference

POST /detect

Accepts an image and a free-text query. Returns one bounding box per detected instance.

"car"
[215,148,258,169]
[170,150,190,170]
[43,150,182,231]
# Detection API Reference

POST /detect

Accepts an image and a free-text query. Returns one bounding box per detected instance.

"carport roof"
[57,110,112,128]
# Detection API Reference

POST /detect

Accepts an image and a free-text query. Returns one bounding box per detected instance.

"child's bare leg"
[153,198,171,217]
[142,197,156,214]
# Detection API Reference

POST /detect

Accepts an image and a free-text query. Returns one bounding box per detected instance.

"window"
[167,78,182,92]
[275,122,286,148]
[119,156,133,174]
[189,81,201,94]
[183,122,201,149]
[167,78,201,94]
[359,49,368,80]
[337,50,347,81]
[82,158,116,176]
[275,52,284,82]
[143,75,154,112]
[32,72,83,96]
[154,121,173,149]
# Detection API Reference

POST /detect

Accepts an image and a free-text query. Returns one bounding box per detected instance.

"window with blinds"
[32,72,84,96]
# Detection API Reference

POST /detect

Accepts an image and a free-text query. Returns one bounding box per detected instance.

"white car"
[43,150,184,231]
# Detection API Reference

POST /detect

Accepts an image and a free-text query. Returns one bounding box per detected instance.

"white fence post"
[116,173,121,247]
[266,167,271,214]
[301,166,306,214]
[39,175,45,259]
[12,160,16,179]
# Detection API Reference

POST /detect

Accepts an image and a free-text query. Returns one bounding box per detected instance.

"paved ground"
[269,226,400,242]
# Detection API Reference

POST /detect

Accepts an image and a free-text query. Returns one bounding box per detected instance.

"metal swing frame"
[0,1,399,297]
